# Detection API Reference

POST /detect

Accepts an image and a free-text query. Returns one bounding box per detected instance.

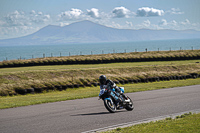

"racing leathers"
[99,79,126,100]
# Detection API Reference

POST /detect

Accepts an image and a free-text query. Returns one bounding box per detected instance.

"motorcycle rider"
[99,75,128,107]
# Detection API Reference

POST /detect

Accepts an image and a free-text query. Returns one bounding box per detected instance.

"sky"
[0,0,200,39]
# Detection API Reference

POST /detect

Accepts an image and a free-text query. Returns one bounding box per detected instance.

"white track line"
[82,109,200,133]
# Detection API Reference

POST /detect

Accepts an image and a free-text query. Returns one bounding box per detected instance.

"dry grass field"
[0,59,200,96]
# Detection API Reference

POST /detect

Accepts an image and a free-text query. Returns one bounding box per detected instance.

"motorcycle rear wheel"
[104,99,116,113]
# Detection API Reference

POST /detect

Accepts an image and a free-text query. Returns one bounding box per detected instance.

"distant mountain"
[0,20,200,46]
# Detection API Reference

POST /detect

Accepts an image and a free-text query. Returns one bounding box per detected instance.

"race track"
[0,85,200,133]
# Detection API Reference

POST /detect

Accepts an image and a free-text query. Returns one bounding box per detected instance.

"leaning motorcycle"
[99,87,134,113]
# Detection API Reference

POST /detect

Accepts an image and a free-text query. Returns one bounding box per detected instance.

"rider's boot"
[116,102,120,109]
[121,93,128,99]
[116,99,121,109]
[120,93,130,102]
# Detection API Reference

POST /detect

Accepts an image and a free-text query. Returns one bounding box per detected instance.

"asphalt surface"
[0,85,200,133]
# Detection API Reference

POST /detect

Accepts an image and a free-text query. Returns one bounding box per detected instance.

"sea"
[0,38,200,62]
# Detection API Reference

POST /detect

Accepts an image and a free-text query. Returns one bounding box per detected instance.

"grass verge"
[103,112,200,133]
[1,60,200,96]
[0,78,199,109]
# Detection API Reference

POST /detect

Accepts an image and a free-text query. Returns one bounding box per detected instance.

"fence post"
[60,52,62,57]
[145,48,147,52]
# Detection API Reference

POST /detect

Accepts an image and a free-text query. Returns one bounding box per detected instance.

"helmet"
[99,75,106,85]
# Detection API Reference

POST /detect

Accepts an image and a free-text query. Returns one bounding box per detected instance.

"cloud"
[171,20,178,26]
[133,20,152,29]
[159,19,168,26]
[143,20,151,27]
[112,6,130,18]
[30,10,51,24]
[87,8,100,18]
[137,7,164,17]
[0,10,51,39]
[0,20,6,26]
[0,25,37,39]
[30,10,36,15]
[126,21,133,27]
[58,8,84,20]
[102,21,123,29]
[59,22,69,27]
[166,8,184,15]
[157,19,200,30]
[158,19,177,29]
[1,7,199,40]
[1,10,51,27]
[180,19,190,25]
[4,10,28,26]
[133,19,192,30]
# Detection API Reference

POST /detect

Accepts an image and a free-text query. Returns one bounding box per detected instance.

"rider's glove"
[99,89,105,98]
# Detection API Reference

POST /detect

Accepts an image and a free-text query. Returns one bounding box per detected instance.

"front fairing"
[119,87,124,93]
[100,88,123,102]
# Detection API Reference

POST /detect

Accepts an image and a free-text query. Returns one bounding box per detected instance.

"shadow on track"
[71,112,110,116]
[71,110,126,116]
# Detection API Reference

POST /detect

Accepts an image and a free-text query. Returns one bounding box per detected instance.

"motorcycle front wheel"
[104,99,116,113]
[125,96,134,111]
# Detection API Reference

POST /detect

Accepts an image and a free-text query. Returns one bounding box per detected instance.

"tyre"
[104,99,116,113]
[125,96,134,111]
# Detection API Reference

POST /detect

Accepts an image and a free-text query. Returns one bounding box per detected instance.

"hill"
[0,20,200,46]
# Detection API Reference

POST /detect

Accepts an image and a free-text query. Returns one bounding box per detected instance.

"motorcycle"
[99,87,134,113]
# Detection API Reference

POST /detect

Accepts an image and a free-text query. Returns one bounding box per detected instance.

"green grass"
[0,78,199,109]
[103,112,200,133]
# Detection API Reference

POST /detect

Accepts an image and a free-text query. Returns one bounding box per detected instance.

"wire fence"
[2,46,197,61]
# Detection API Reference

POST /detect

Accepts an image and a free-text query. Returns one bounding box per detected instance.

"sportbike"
[99,87,134,113]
